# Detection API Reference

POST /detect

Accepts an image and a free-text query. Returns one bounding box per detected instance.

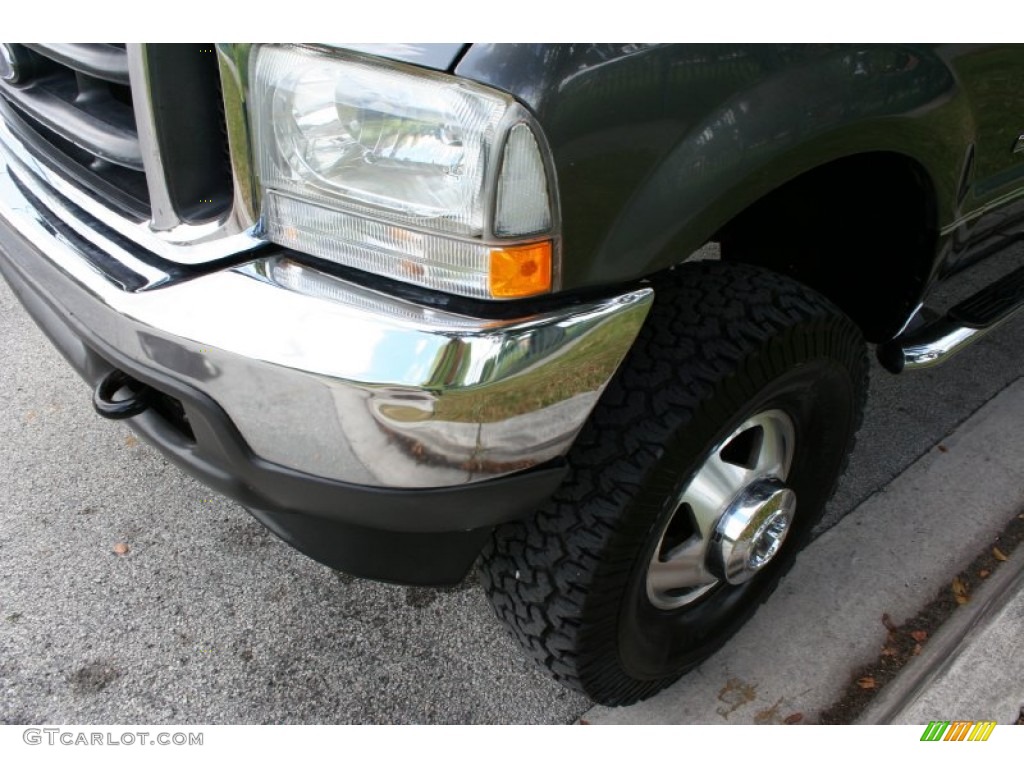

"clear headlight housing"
[250,45,557,300]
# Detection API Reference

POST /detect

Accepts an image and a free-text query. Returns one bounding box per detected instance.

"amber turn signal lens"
[489,241,553,298]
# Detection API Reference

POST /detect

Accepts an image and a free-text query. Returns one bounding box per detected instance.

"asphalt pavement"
[2,243,1024,724]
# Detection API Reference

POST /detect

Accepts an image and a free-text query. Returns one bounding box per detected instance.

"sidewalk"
[582,378,1024,725]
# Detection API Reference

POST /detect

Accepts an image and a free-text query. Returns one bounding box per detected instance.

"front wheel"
[480,262,868,705]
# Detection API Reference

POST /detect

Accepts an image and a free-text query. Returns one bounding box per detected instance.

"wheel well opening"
[715,153,937,342]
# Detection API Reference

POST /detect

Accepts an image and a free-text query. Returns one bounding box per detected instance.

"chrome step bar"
[878,264,1024,373]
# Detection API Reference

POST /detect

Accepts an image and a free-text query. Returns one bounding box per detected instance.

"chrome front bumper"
[0,138,652,491]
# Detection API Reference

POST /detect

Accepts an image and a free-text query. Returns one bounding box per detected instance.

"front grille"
[0,43,150,218]
[0,43,233,226]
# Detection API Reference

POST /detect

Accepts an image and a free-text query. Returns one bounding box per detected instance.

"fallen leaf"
[881,612,898,632]
[578,719,590,725]
[857,676,876,690]
[910,630,928,643]
[937,444,948,453]
[952,576,969,604]
[783,712,804,724]
[979,569,991,579]
[881,646,898,657]
[112,542,129,556]
[912,643,923,656]
[993,547,1008,562]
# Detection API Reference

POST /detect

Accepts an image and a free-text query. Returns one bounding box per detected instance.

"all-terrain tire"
[480,262,869,706]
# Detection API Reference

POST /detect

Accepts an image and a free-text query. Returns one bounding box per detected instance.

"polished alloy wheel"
[646,409,797,610]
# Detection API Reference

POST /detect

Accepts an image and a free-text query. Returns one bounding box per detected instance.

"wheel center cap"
[709,478,796,585]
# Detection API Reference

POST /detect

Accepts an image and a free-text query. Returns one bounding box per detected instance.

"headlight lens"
[254,45,505,236]
[250,45,556,300]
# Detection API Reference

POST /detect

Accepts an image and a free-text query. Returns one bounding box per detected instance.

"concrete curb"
[858,545,1024,724]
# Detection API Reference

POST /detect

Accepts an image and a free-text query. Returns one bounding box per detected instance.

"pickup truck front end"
[12,42,1013,707]
[0,43,652,585]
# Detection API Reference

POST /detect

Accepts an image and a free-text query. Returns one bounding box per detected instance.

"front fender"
[457,44,972,289]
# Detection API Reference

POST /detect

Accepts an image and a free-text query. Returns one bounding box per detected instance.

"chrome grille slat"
[0,109,260,262]
[0,79,143,169]
[23,43,130,85]
[0,42,147,214]
[0,96,150,219]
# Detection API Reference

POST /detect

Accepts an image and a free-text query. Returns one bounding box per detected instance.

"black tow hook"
[93,369,152,420]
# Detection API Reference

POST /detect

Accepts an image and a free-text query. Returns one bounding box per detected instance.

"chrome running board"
[878,264,1024,373]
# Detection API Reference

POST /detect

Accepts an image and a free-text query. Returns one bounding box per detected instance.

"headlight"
[250,45,556,299]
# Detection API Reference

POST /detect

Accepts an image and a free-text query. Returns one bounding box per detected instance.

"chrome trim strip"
[8,153,169,289]
[126,44,177,229]
[0,145,654,487]
[214,43,260,236]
